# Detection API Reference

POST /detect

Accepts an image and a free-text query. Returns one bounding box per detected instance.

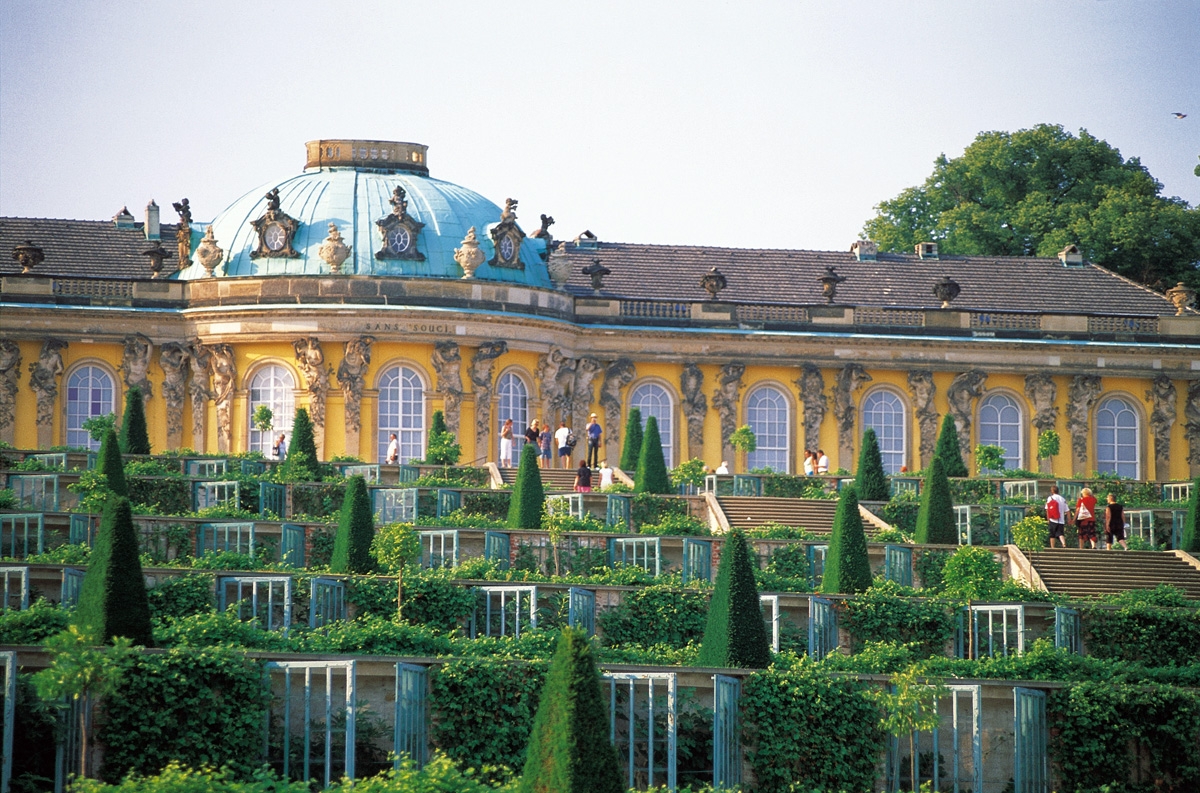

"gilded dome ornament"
[375,185,426,261]
[319,223,352,274]
[933,275,961,308]
[194,226,224,277]
[700,266,727,300]
[11,240,44,274]
[819,265,847,304]
[454,227,486,279]
[1165,282,1196,316]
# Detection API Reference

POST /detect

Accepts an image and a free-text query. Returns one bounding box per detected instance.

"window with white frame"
[745,386,789,473]
[630,382,674,467]
[65,366,114,450]
[978,393,1023,470]
[497,372,529,458]
[861,389,906,474]
[1096,396,1139,478]
[378,366,425,464]
[248,365,295,456]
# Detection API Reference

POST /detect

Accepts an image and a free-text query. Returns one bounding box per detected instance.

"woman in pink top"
[1074,487,1098,549]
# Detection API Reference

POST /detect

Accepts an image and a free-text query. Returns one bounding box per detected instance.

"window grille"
[309,578,347,629]
[1013,687,1048,793]
[281,523,306,567]
[197,522,256,557]
[28,452,67,470]
[1087,315,1158,334]
[732,475,762,497]
[8,474,59,511]
[54,278,131,297]
[1095,397,1140,478]
[890,477,921,497]
[630,383,675,467]
[218,575,292,632]
[0,567,30,611]
[377,366,425,464]
[854,307,925,326]
[606,494,632,528]
[887,684,982,793]
[954,506,973,545]
[53,693,90,792]
[712,674,742,789]
[863,390,907,474]
[394,663,428,768]
[760,595,781,653]
[603,672,677,790]
[1055,481,1084,503]
[373,488,417,523]
[681,539,712,584]
[0,513,44,559]
[608,537,662,576]
[497,372,529,460]
[970,312,1041,330]
[737,304,809,323]
[884,545,913,587]
[264,660,356,786]
[1001,480,1038,499]
[397,465,420,483]
[60,567,85,608]
[484,531,510,570]
[193,480,239,511]
[471,585,538,638]
[65,365,114,450]
[958,605,1025,659]
[808,596,838,658]
[1125,510,1154,543]
[69,513,97,546]
[1054,607,1081,655]
[1171,510,1186,550]
[807,544,828,590]
[436,489,461,517]
[998,506,1027,546]
[186,459,228,477]
[546,493,585,519]
[703,474,733,495]
[1162,481,1193,503]
[259,482,287,519]
[248,365,295,457]
[419,530,459,568]
[620,300,690,319]
[745,387,789,473]
[240,459,266,476]
[342,465,380,483]
[568,587,596,636]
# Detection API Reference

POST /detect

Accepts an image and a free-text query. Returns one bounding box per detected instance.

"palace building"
[1,138,1197,479]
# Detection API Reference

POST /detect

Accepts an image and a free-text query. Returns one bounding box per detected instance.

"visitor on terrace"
[499,418,515,467]
[598,460,614,489]
[538,420,552,469]
[1046,484,1069,548]
[524,419,540,460]
[586,412,603,468]
[1075,487,1099,549]
[1104,492,1129,551]
[574,459,593,492]
[555,421,572,468]
[803,449,815,476]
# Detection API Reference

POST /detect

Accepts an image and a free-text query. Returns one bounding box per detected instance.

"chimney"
[145,200,160,240]
[1058,244,1084,268]
[113,206,136,229]
[916,242,938,259]
[850,239,877,261]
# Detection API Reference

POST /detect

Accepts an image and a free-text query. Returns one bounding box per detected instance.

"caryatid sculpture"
[711,363,746,466]
[679,363,707,462]
[208,344,237,454]
[1146,374,1176,480]
[600,359,637,463]
[430,340,464,437]
[29,338,67,448]
[186,340,213,450]
[833,364,872,471]
[794,363,826,456]
[121,334,154,401]
[906,370,938,469]
[294,337,330,454]
[1066,375,1102,476]
[337,336,374,457]
[946,370,988,464]
[470,341,508,460]
[159,342,190,450]
[0,340,22,447]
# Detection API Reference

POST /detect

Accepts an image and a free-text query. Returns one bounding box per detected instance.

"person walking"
[1045,485,1068,548]
[816,449,829,474]
[1104,492,1129,550]
[1075,487,1098,549]
[555,421,572,468]
[273,432,287,460]
[598,460,614,489]
[586,413,603,468]
[385,432,399,464]
[574,458,593,492]
[538,420,552,469]
[499,418,514,467]
[524,419,540,460]
[803,450,815,476]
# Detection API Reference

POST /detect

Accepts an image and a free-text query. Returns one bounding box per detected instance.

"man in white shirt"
[1045,485,1069,548]
[816,449,829,474]
[554,422,572,468]
[386,433,399,464]
[715,461,730,475]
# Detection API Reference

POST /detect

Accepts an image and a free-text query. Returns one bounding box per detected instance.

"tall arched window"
[497,372,529,459]
[745,386,789,473]
[66,366,114,450]
[378,366,425,464]
[1096,396,1139,478]
[861,390,906,474]
[978,393,1023,471]
[630,382,674,467]
[248,365,295,456]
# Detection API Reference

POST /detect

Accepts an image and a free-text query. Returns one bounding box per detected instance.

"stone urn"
[818,265,846,304]
[547,245,571,289]
[1165,282,1196,316]
[700,266,727,299]
[318,223,352,274]
[454,226,486,279]
[194,226,224,277]
[932,275,961,308]
[11,240,44,274]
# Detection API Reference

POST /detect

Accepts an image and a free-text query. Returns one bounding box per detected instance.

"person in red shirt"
[1075,487,1098,549]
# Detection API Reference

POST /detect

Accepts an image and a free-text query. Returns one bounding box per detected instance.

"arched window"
[745,386,789,473]
[861,390,907,474]
[66,366,114,450]
[497,372,529,458]
[978,393,1023,471]
[378,366,425,464]
[1096,396,1139,478]
[630,382,674,467]
[248,365,295,456]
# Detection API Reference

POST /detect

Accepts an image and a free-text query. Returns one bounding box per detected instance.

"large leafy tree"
[863,124,1200,290]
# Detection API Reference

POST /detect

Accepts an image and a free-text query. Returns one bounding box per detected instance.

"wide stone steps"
[717,496,841,534]
[1028,549,1200,598]
[497,466,606,492]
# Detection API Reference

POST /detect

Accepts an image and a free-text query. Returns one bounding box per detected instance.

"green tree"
[974,444,1006,475]
[821,485,872,595]
[118,387,150,455]
[634,415,671,494]
[933,413,968,478]
[855,427,889,501]
[867,666,945,793]
[1182,478,1200,554]
[697,528,772,668]
[670,457,708,491]
[331,475,375,574]
[97,427,127,498]
[914,457,957,545]
[81,413,116,443]
[619,407,643,471]
[1037,429,1060,468]
[371,522,422,618]
[288,407,320,480]
[518,627,624,793]
[425,409,461,466]
[507,444,545,530]
[862,123,1200,290]
[75,496,154,646]
[251,405,274,434]
[729,425,757,472]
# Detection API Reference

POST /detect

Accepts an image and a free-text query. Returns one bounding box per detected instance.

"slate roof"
[0,217,180,280]
[558,241,1185,317]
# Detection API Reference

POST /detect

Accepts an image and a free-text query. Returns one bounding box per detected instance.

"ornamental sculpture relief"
[337,336,374,456]
[0,340,22,446]
[318,224,352,274]
[600,359,637,464]
[488,198,525,270]
[711,363,746,466]
[208,343,237,454]
[794,363,826,455]
[194,226,224,277]
[293,337,331,454]
[906,370,938,469]
[1066,375,1103,476]
[28,338,66,448]
[454,227,486,279]
[430,340,464,437]
[946,370,988,463]
[172,199,192,269]
[569,358,604,435]
[1186,381,1200,475]
[186,340,213,449]
[679,363,707,462]
[471,342,508,459]
[249,188,301,259]
[375,186,426,261]
[159,342,190,451]
[535,347,573,423]
[833,364,872,470]
[1024,373,1058,433]
[121,334,154,401]
[1146,375,1177,480]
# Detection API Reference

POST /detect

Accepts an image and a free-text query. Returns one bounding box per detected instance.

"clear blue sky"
[2,0,1197,252]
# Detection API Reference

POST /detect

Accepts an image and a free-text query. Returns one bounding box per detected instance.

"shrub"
[697,528,771,667]
[146,574,215,621]
[599,586,707,649]
[619,407,642,471]
[1037,428,1060,463]
[0,598,70,644]
[426,409,462,465]
[670,457,708,490]
[637,512,710,536]
[941,546,1004,600]
[842,580,955,656]
[854,428,888,501]
[1183,478,1200,553]
[76,496,154,646]
[289,407,320,478]
[933,413,967,477]
[974,443,1006,474]
[1011,515,1049,552]
[914,457,956,545]
[821,486,872,595]
[508,444,545,530]
[331,475,376,574]
[99,427,128,498]
[634,415,671,494]
[118,386,151,455]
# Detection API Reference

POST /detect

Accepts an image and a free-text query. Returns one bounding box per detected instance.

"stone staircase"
[497,467,596,492]
[1027,549,1200,599]
[716,496,841,535]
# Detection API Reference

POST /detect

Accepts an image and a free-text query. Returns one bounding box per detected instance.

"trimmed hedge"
[119,386,151,455]
[821,486,872,595]
[855,427,889,501]
[331,475,375,573]
[914,457,956,545]
[697,528,772,668]
[75,496,153,646]
[933,413,967,478]
[508,444,545,529]
[634,415,671,494]
[619,407,642,472]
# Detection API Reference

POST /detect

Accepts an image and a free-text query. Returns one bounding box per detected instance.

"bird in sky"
[1173,112,1187,119]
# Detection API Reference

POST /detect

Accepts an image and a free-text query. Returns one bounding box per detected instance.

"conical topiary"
[118,386,150,455]
[619,407,642,472]
[518,627,624,793]
[914,456,957,545]
[75,496,153,645]
[331,475,375,574]
[508,444,545,529]
[855,427,889,501]
[290,407,320,480]
[634,415,671,494]
[696,528,773,668]
[1182,478,1200,554]
[821,485,872,595]
[97,427,128,498]
[933,413,968,478]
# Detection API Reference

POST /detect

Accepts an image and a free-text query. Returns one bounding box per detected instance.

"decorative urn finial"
[700,266,727,300]
[318,223,352,274]
[582,258,611,292]
[454,227,486,279]
[1165,282,1197,316]
[141,239,172,279]
[818,265,847,304]
[12,240,44,274]
[546,244,571,289]
[194,226,224,277]
[932,275,961,308]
